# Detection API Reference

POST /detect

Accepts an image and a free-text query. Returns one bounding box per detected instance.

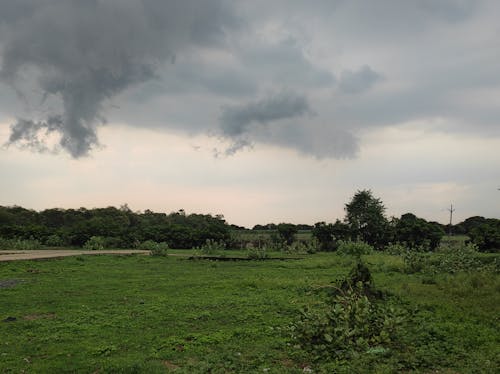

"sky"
[0,0,499,228]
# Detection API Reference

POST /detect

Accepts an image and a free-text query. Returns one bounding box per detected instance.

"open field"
[1,252,499,373]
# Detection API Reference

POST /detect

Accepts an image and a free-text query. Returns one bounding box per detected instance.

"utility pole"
[447,204,455,236]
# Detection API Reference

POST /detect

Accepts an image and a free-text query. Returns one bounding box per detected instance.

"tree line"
[0,190,498,251]
[244,190,499,252]
[0,205,229,249]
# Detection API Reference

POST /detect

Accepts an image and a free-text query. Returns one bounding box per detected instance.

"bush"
[402,250,431,274]
[247,247,269,259]
[139,240,169,256]
[83,236,105,251]
[403,243,494,274]
[197,239,226,255]
[337,240,373,256]
[44,234,65,247]
[291,263,404,361]
[385,242,407,255]
[434,242,483,273]
[0,237,42,250]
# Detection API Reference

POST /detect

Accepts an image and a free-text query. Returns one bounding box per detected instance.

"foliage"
[291,263,404,361]
[344,189,389,248]
[44,234,66,247]
[83,236,105,251]
[139,240,169,257]
[434,242,484,273]
[393,213,445,250]
[337,240,374,256]
[385,242,408,255]
[1,252,499,372]
[0,237,42,250]
[197,239,226,255]
[246,247,269,259]
[312,222,336,251]
[452,216,500,251]
[0,205,230,249]
[277,223,298,245]
[403,242,497,274]
[468,221,500,252]
[402,250,431,274]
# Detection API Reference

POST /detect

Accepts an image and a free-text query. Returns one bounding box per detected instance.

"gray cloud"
[220,91,311,137]
[338,66,382,94]
[218,91,358,158]
[5,116,64,154]
[0,0,236,157]
[1,0,499,161]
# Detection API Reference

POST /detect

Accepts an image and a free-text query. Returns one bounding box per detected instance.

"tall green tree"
[344,190,388,248]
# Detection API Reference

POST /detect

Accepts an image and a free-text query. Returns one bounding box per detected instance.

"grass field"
[1,252,499,373]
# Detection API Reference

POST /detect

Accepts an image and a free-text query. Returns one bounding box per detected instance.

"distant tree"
[393,213,445,250]
[277,223,298,245]
[331,219,351,242]
[467,219,500,252]
[312,222,335,251]
[344,190,388,248]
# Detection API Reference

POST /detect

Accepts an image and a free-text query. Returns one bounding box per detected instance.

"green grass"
[1,252,499,373]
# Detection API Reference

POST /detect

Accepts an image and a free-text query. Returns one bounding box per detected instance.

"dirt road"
[0,249,150,262]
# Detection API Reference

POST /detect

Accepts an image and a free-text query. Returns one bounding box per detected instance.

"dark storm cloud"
[220,91,311,137]
[0,0,236,158]
[6,116,64,153]
[1,0,498,161]
[218,91,358,158]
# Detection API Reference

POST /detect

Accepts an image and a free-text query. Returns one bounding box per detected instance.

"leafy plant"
[197,239,226,255]
[0,237,42,250]
[247,247,269,259]
[139,240,169,256]
[44,234,66,247]
[337,240,373,256]
[385,242,407,255]
[291,263,404,361]
[434,242,483,273]
[402,250,431,274]
[83,236,105,251]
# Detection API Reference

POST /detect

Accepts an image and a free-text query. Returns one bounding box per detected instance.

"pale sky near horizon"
[1,1,499,228]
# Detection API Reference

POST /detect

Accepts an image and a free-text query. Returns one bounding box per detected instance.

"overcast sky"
[0,0,499,227]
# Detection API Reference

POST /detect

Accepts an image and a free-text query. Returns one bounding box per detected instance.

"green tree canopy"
[344,190,388,248]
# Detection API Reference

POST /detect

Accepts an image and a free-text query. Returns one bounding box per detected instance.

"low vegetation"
[1,190,499,372]
[1,249,498,372]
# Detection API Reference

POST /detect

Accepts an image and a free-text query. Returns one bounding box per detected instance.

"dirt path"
[0,249,150,262]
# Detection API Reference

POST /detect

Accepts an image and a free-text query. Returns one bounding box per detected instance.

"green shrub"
[337,240,373,256]
[44,234,65,247]
[247,247,269,259]
[197,239,226,255]
[0,237,42,250]
[139,240,169,256]
[435,242,482,273]
[286,239,319,254]
[402,250,431,274]
[291,264,404,361]
[385,242,407,255]
[83,236,105,251]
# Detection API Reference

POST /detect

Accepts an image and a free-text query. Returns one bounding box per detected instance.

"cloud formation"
[218,91,358,158]
[220,91,311,137]
[1,0,499,160]
[0,0,236,157]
